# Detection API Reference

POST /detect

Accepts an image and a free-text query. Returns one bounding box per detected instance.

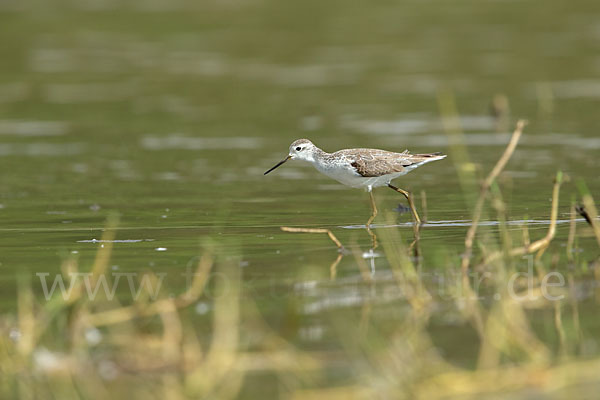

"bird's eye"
[295,146,302,151]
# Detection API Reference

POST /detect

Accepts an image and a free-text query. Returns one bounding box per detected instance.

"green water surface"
[1,0,600,397]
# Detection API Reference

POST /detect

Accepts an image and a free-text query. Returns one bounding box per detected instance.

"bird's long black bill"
[264,155,291,175]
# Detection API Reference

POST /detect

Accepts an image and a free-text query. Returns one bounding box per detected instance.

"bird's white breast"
[309,158,385,189]
[309,157,412,190]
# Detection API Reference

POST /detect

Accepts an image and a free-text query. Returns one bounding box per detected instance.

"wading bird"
[264,139,446,228]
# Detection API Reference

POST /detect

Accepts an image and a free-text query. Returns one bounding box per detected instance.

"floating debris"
[576,204,593,225]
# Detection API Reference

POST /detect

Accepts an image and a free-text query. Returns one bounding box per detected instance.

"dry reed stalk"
[490,183,512,259]
[554,300,567,357]
[577,182,600,247]
[186,257,242,399]
[567,202,577,263]
[461,119,526,275]
[329,253,343,280]
[415,357,600,399]
[481,171,563,266]
[13,216,122,361]
[17,277,35,357]
[477,290,551,370]
[522,221,531,248]
[281,226,346,279]
[420,189,428,223]
[379,213,431,314]
[566,203,582,344]
[280,226,344,250]
[456,120,526,341]
[86,252,213,327]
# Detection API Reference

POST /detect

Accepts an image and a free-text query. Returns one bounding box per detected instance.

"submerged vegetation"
[2,120,599,399]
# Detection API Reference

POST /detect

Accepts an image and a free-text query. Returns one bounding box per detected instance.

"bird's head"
[288,139,317,162]
[264,139,317,175]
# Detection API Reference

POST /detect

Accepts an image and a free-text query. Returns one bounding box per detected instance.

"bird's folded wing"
[350,151,444,177]
[350,156,408,177]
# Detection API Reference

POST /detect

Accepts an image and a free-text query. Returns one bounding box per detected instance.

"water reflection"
[0,83,29,103]
[140,135,264,150]
[0,142,85,156]
[0,120,69,136]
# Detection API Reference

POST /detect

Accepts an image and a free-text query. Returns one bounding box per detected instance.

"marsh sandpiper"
[264,139,446,227]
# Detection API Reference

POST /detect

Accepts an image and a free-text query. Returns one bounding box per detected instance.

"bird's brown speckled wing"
[342,149,443,177]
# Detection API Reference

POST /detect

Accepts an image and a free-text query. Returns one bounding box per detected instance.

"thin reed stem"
[461,120,526,275]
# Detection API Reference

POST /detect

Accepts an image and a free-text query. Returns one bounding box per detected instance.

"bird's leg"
[366,190,378,249]
[388,184,421,225]
[366,190,378,226]
[408,222,421,259]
